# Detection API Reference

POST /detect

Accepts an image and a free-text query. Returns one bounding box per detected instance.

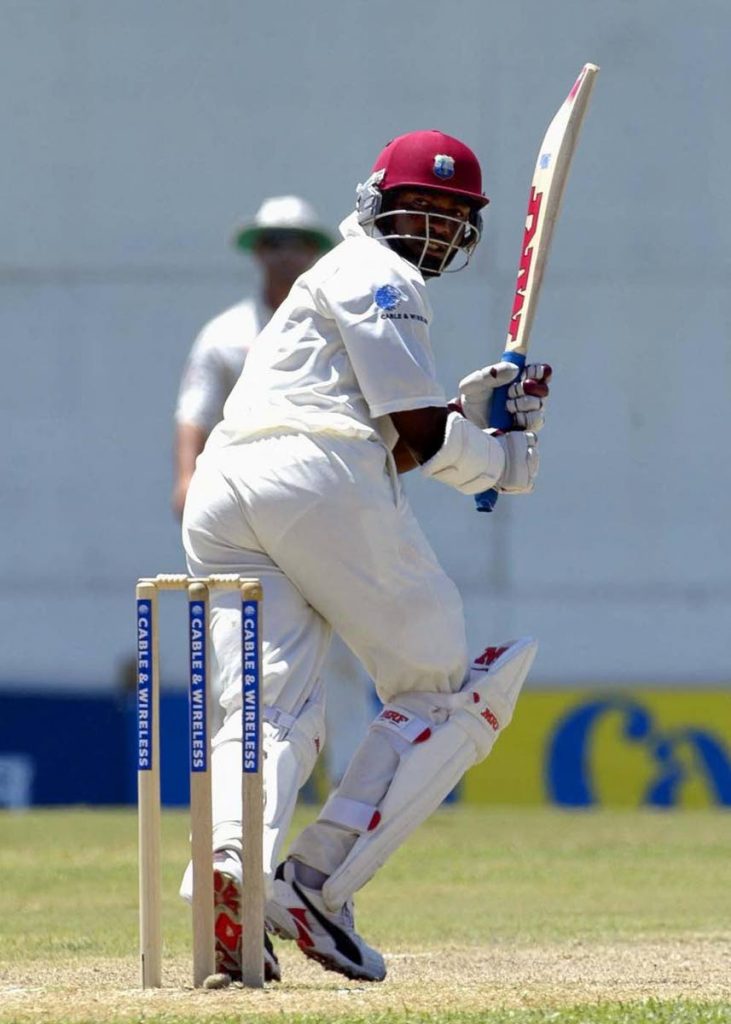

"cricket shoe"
[266,859,386,982]
[212,852,281,983]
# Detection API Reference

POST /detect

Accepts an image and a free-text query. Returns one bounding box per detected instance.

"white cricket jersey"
[175,297,270,431]
[214,214,445,451]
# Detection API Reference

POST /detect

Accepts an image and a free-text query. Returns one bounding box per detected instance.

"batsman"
[181,129,553,982]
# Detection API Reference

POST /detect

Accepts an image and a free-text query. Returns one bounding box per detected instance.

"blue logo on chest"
[375,284,402,311]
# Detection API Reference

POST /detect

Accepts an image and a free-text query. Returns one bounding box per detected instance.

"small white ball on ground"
[202,972,232,990]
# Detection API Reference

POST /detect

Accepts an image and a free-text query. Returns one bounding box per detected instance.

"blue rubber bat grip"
[473,351,526,513]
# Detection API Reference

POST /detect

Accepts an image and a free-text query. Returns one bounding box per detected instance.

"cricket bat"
[475,62,599,512]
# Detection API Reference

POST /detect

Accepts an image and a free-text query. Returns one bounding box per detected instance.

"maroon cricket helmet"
[370,130,489,208]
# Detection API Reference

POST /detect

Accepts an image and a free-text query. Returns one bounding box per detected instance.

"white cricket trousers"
[182,431,470,872]
[183,431,469,713]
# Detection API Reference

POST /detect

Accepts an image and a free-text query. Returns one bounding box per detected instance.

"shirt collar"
[339,211,366,239]
[339,211,393,250]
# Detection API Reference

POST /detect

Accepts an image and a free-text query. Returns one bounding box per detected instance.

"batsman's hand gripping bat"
[475,62,599,513]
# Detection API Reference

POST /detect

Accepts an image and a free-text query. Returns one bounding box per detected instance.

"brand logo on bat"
[508,186,544,342]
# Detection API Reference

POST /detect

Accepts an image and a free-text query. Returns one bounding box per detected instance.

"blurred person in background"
[172,195,333,518]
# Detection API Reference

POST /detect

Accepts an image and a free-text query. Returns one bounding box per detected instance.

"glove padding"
[420,412,538,496]
[507,364,552,432]
[493,429,539,494]
[457,361,552,431]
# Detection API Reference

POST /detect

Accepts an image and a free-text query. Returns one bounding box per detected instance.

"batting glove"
[456,361,552,431]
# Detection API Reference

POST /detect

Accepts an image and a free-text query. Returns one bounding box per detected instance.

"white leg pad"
[322,637,537,911]
[210,689,326,884]
[265,694,327,878]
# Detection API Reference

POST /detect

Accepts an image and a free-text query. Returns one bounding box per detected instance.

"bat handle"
[473,351,526,513]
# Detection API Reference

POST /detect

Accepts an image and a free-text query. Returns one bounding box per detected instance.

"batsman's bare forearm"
[390,407,448,469]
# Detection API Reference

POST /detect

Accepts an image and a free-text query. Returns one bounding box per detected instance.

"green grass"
[141,1009,731,1024]
[370,806,730,944]
[0,806,729,1023]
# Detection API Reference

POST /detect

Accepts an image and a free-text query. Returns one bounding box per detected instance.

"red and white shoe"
[266,860,386,982]
[213,852,281,983]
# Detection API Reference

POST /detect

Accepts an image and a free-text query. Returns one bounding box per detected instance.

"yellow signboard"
[461,691,731,807]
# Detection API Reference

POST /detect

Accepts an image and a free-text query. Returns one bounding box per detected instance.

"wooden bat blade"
[475,62,599,513]
[506,62,599,357]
